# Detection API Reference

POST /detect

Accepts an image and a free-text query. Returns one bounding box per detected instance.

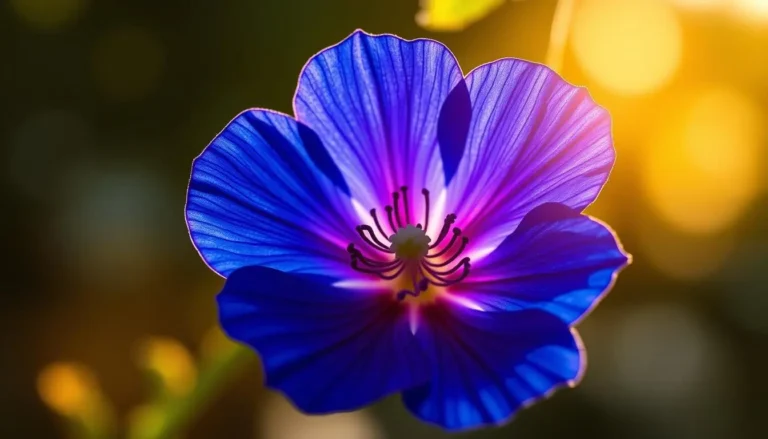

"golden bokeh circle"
[572,0,683,95]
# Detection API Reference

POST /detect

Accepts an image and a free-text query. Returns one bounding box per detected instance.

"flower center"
[347,186,471,302]
[390,225,430,260]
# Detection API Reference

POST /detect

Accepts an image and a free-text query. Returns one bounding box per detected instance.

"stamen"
[401,186,410,225]
[370,209,391,241]
[424,237,469,267]
[429,214,457,249]
[385,206,398,235]
[348,186,471,297]
[356,225,393,253]
[427,228,461,258]
[352,258,405,279]
[392,192,404,228]
[347,244,400,268]
[420,258,471,286]
[421,189,430,232]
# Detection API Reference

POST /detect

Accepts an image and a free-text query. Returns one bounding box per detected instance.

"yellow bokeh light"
[416,0,505,31]
[37,362,98,416]
[642,87,764,234]
[136,337,197,396]
[572,0,683,95]
[10,0,88,31]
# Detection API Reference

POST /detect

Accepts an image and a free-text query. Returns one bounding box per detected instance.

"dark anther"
[421,189,430,232]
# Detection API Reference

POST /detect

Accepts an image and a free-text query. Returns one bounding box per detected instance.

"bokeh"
[3,0,768,437]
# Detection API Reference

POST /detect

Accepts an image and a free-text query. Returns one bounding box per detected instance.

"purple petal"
[404,302,583,430]
[294,30,465,213]
[219,266,430,413]
[455,203,629,324]
[186,109,360,277]
[446,59,615,255]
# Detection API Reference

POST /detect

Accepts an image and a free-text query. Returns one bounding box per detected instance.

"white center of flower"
[389,225,431,260]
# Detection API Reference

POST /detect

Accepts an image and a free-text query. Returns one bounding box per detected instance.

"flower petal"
[446,59,615,254]
[186,109,359,277]
[455,203,629,324]
[403,303,583,430]
[218,266,430,413]
[294,30,465,211]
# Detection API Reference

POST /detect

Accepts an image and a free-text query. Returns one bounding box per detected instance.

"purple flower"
[186,30,629,430]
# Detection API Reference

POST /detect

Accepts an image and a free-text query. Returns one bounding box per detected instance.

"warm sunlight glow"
[642,87,764,234]
[572,0,683,95]
[732,0,768,21]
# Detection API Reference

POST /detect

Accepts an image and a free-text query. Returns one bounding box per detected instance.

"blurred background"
[3,0,768,437]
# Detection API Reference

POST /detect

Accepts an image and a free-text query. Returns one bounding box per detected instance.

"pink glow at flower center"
[347,186,471,301]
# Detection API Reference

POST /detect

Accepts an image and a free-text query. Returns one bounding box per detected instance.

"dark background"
[3,0,768,437]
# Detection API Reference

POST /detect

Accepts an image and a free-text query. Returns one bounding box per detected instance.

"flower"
[186,30,629,431]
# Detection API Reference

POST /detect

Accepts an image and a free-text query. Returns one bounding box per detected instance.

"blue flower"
[186,30,629,431]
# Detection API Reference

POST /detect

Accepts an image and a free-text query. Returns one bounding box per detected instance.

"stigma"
[347,186,471,302]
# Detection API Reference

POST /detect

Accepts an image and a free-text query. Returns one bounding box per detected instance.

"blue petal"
[218,265,430,413]
[456,203,629,324]
[446,59,615,254]
[294,30,465,212]
[403,304,582,430]
[186,109,361,277]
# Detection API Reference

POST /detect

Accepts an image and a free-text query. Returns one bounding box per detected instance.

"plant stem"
[151,344,252,439]
[546,0,577,73]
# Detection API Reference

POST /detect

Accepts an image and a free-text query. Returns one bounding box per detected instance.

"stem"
[150,344,253,439]
[545,0,577,73]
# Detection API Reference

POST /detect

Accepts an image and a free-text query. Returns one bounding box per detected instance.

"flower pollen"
[390,225,430,260]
